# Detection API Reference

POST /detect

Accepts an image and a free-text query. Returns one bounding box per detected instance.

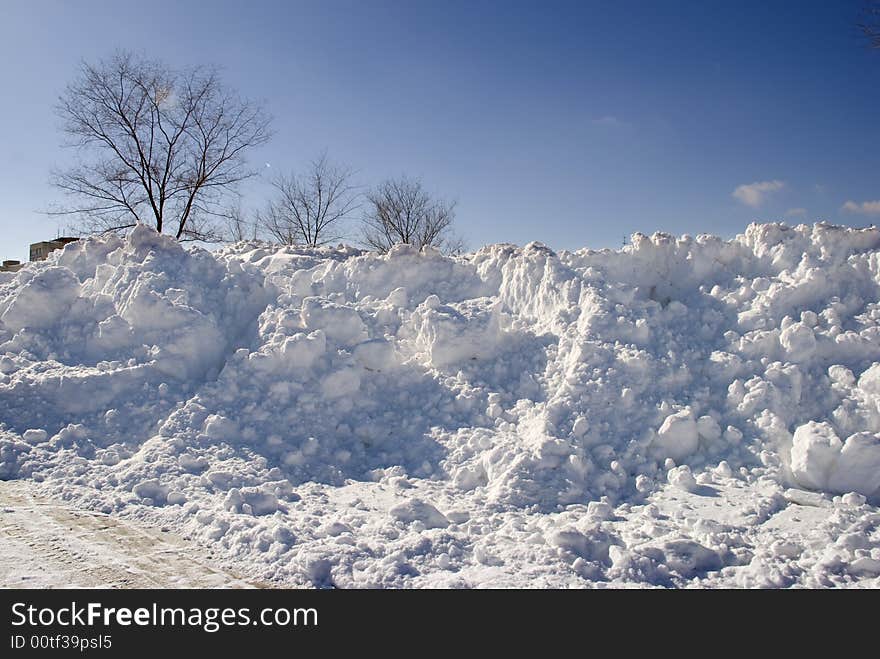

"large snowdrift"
[2,222,880,587]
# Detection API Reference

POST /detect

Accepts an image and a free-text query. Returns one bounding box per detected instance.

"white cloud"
[591,115,627,128]
[784,207,807,217]
[732,180,785,207]
[841,200,880,216]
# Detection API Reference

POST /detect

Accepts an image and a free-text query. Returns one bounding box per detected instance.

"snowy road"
[0,481,259,588]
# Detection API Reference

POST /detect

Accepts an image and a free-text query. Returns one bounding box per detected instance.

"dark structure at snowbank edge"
[30,237,79,262]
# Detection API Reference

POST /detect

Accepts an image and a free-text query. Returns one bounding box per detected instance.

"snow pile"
[2,222,880,587]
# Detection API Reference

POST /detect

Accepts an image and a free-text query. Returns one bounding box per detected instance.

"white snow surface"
[2,222,880,587]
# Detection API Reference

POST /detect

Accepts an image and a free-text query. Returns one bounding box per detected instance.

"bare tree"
[220,202,260,242]
[861,2,880,48]
[257,155,358,247]
[51,51,271,240]
[361,177,460,253]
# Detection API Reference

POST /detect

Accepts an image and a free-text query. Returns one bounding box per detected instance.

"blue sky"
[1,0,878,260]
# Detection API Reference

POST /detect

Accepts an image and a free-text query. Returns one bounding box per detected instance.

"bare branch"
[51,51,272,240]
[361,176,460,253]
[861,2,880,48]
[258,155,359,247]
[217,202,261,242]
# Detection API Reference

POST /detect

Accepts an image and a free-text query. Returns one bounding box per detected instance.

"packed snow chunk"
[166,491,187,506]
[779,322,816,362]
[652,409,700,461]
[113,278,230,380]
[723,426,743,444]
[486,402,504,419]
[0,267,80,331]
[272,525,296,545]
[203,415,239,442]
[389,498,449,529]
[224,487,281,516]
[386,286,407,307]
[667,465,698,492]
[406,298,502,367]
[548,527,615,563]
[352,339,397,371]
[857,363,880,397]
[119,282,193,332]
[320,367,361,399]
[655,539,723,577]
[21,429,48,445]
[453,463,488,491]
[714,461,734,479]
[696,415,722,442]
[132,479,169,505]
[587,500,613,520]
[91,315,134,352]
[828,364,856,388]
[571,416,589,438]
[279,330,326,370]
[635,474,653,493]
[178,454,209,473]
[127,222,176,253]
[849,557,880,577]
[301,297,367,346]
[790,422,843,491]
[839,492,866,507]
[827,432,880,497]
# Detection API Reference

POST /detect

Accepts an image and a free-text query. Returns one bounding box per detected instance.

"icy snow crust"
[2,222,880,587]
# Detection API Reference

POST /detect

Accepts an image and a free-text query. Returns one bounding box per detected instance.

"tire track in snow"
[0,480,262,588]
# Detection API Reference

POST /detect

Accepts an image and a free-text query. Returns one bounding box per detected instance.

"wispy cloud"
[591,115,627,128]
[841,200,880,216]
[732,180,785,207]
[784,207,807,217]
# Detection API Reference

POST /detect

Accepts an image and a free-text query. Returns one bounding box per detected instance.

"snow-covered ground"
[1,222,880,588]
[0,480,257,588]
